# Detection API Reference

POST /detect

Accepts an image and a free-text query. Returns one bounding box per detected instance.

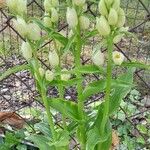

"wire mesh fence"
[0,0,150,149]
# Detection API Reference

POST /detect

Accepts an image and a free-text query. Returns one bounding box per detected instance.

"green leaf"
[109,68,135,115]
[0,64,29,81]
[48,98,81,121]
[77,65,105,74]
[34,122,51,137]
[86,120,112,150]
[27,135,53,150]
[49,130,69,147]
[82,80,106,101]
[16,144,27,150]
[122,61,150,70]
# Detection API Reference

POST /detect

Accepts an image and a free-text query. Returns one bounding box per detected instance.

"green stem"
[101,36,113,134]
[41,87,57,142]
[76,24,86,150]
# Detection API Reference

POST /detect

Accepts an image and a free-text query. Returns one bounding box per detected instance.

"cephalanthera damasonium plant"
[1,0,150,149]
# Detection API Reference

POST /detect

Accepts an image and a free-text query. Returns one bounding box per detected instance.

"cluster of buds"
[66,0,90,30]
[96,0,126,37]
[6,0,27,17]
[43,0,59,28]
[93,0,126,66]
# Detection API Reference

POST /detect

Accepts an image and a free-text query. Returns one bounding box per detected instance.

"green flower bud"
[39,67,45,77]
[66,7,78,28]
[44,15,52,28]
[112,51,124,65]
[44,0,52,13]
[21,42,32,60]
[45,70,54,82]
[48,51,59,68]
[98,0,108,16]
[79,16,90,30]
[92,50,104,66]
[51,0,59,7]
[96,16,111,36]
[13,17,28,37]
[61,69,71,81]
[105,0,114,7]
[112,0,120,11]
[51,7,58,23]
[108,8,118,25]
[68,30,74,38]
[27,23,41,41]
[116,8,126,27]
[113,34,123,44]
[73,0,85,6]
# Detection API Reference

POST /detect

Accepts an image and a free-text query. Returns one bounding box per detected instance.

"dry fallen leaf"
[0,112,25,129]
[0,0,6,8]
[111,130,120,150]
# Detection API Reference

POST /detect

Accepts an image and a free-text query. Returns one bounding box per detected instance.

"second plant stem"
[76,24,86,150]
[101,36,113,135]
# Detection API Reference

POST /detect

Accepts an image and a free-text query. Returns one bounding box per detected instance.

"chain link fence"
[0,0,150,149]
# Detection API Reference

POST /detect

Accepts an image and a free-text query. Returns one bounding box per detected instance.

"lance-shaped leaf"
[48,98,81,121]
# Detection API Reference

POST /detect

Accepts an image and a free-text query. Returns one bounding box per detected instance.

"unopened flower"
[27,23,41,41]
[61,69,71,81]
[73,0,85,6]
[112,51,124,65]
[83,3,87,12]
[79,16,90,30]
[39,67,45,77]
[105,0,114,8]
[16,0,27,16]
[44,15,52,28]
[68,30,74,38]
[113,34,123,44]
[108,8,118,25]
[92,50,104,66]
[51,7,58,23]
[98,0,108,16]
[66,7,78,28]
[13,17,28,37]
[116,8,126,28]
[51,0,59,7]
[44,0,52,13]
[45,70,54,82]
[112,0,120,11]
[48,51,59,68]
[96,16,111,36]
[21,42,32,60]
[6,0,27,16]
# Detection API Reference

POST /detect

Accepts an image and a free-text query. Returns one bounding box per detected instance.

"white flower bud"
[51,0,59,7]
[21,42,32,60]
[92,50,104,66]
[66,7,78,28]
[116,8,126,28]
[45,70,54,82]
[96,16,111,36]
[51,7,58,23]
[17,0,27,16]
[48,51,59,68]
[61,69,71,81]
[112,0,120,11]
[39,67,45,77]
[13,17,28,37]
[108,8,118,25]
[44,0,52,13]
[113,34,123,44]
[27,23,41,41]
[44,16,52,28]
[98,0,108,16]
[6,0,27,16]
[79,16,90,30]
[73,0,85,6]
[112,51,124,65]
